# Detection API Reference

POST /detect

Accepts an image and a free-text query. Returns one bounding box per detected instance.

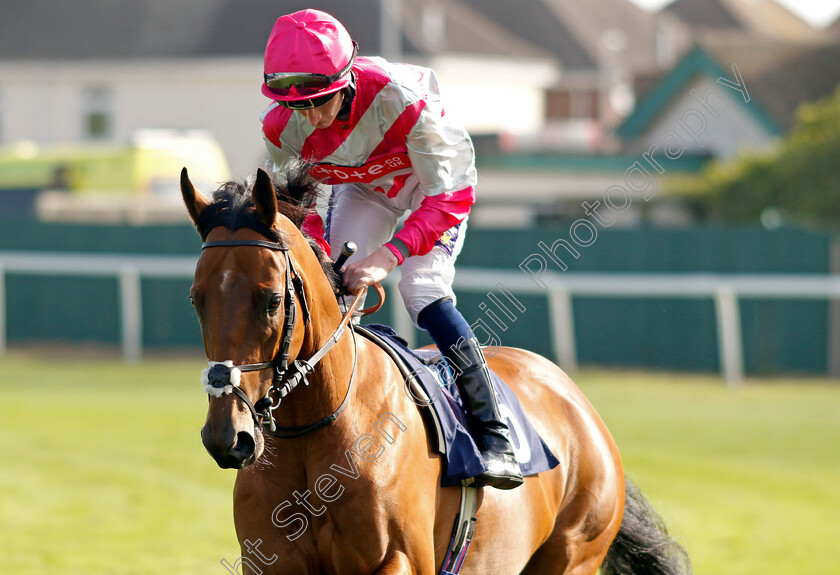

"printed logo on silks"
[435,223,462,256]
[308,153,413,186]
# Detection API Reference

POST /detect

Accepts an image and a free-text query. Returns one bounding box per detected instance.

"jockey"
[260,9,522,490]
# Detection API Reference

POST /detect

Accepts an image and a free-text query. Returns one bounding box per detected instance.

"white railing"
[451,270,840,386]
[1,250,839,386]
[0,251,198,364]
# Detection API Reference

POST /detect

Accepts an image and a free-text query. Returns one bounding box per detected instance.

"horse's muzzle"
[201,424,260,469]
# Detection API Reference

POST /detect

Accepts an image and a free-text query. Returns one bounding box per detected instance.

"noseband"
[200,239,357,438]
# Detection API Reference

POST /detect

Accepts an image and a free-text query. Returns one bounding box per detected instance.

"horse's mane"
[194,164,338,288]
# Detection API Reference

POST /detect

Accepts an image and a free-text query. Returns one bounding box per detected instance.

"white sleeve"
[405,73,477,197]
[260,102,297,175]
[262,131,295,175]
[261,124,331,210]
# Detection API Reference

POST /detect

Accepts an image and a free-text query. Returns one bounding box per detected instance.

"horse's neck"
[275,251,354,428]
[265,333,414,472]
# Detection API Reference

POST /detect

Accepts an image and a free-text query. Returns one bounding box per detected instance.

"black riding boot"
[445,337,524,490]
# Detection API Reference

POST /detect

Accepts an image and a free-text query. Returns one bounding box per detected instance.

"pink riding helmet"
[262,9,356,102]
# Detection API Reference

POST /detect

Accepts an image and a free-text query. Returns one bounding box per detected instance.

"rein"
[200,238,364,438]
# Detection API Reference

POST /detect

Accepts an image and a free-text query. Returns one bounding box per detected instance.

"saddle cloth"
[355,324,560,487]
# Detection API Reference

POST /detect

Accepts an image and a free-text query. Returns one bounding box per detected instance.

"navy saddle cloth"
[355,324,560,487]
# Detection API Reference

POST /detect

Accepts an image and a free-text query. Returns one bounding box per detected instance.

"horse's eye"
[267,294,283,314]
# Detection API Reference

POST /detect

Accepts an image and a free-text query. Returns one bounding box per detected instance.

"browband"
[202,240,288,251]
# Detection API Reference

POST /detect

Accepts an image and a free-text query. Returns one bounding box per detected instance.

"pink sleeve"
[389,186,476,259]
[302,208,330,257]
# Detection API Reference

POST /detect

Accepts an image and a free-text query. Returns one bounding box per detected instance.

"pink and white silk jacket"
[261,57,477,262]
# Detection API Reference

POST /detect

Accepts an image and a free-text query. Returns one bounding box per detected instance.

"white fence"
[0,251,198,364]
[2,250,840,386]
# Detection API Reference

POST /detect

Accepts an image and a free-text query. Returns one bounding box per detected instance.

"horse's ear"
[180,167,212,224]
[253,168,279,228]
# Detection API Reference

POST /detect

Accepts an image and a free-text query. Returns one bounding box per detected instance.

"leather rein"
[200,239,365,439]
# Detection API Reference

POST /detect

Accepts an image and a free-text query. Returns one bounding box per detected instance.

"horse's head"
[181,166,333,468]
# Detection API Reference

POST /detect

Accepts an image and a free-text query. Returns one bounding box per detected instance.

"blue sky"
[629,0,840,28]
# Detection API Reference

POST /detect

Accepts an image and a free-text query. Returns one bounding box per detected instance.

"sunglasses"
[264,42,358,97]
[277,91,338,110]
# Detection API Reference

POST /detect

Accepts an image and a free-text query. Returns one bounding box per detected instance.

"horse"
[180,166,690,575]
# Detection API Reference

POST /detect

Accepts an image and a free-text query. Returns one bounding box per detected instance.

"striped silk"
[262,57,477,205]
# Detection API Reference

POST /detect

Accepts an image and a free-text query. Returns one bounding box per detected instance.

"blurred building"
[619,35,840,160]
[620,0,840,157]
[0,0,558,182]
[662,0,828,41]
[0,0,692,171]
[0,0,837,225]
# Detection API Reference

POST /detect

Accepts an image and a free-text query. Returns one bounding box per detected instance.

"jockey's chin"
[298,91,344,130]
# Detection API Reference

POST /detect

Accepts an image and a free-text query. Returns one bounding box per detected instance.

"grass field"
[1,354,838,575]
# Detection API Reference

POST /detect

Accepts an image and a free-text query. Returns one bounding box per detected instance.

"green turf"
[0,355,239,575]
[578,370,840,575]
[1,355,838,574]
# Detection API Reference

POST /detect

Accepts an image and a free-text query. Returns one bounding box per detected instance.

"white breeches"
[326,183,466,325]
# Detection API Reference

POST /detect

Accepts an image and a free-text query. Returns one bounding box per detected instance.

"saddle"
[354,324,560,486]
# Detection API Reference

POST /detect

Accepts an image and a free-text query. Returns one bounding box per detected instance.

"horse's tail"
[600,477,692,575]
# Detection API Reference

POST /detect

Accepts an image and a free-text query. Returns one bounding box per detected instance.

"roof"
[827,14,840,36]
[398,1,552,59]
[664,0,742,30]
[707,36,840,131]
[664,0,824,41]
[458,0,595,69]
[617,35,840,140]
[0,0,550,61]
[0,0,229,59]
[200,0,399,57]
[543,0,663,73]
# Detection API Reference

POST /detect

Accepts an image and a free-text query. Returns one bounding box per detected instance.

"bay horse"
[181,166,690,575]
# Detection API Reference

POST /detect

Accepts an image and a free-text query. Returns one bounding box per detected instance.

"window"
[546,88,598,120]
[82,86,113,140]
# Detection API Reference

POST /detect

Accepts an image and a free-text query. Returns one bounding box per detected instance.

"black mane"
[194,164,337,287]
[195,164,317,241]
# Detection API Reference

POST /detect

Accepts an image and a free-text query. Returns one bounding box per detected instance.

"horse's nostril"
[232,431,256,460]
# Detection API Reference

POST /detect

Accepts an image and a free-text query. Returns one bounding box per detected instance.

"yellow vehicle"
[0,130,230,220]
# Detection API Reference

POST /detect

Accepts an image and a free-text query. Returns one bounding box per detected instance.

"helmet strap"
[337,73,356,121]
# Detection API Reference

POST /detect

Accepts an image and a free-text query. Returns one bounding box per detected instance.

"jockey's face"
[298,91,344,129]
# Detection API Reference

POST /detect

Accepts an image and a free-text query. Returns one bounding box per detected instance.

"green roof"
[617,45,782,141]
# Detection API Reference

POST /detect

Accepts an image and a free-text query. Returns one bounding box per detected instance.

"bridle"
[199,238,362,438]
